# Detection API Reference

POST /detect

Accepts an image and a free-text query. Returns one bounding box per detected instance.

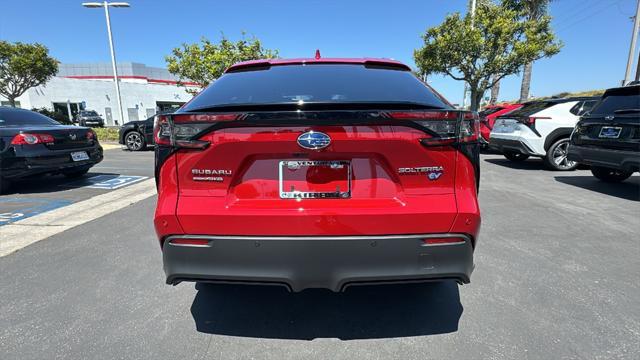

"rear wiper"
[613,109,640,114]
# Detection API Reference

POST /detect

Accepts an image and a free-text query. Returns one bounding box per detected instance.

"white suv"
[489,97,598,170]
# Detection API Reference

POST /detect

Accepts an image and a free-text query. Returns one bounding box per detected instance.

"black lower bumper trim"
[488,137,536,155]
[162,234,475,292]
[568,145,640,172]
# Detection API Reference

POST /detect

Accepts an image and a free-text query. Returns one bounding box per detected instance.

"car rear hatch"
[492,101,557,134]
[573,86,640,151]
[157,109,478,236]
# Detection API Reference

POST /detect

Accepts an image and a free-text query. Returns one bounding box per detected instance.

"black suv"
[568,85,639,182]
[74,110,105,127]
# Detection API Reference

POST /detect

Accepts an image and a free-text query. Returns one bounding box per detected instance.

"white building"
[1,62,197,125]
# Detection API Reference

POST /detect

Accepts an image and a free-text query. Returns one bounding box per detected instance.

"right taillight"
[153,113,244,149]
[386,111,479,146]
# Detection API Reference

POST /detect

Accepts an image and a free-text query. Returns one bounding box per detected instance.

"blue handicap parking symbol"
[62,175,147,190]
[0,198,72,226]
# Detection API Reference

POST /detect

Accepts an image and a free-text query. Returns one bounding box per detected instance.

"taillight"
[11,133,55,145]
[387,111,479,146]
[153,113,244,149]
[86,130,96,140]
[526,116,551,126]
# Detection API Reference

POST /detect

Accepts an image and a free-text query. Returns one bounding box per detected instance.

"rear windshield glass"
[0,109,60,126]
[500,102,555,118]
[590,94,640,115]
[80,111,98,116]
[479,107,504,117]
[182,64,450,111]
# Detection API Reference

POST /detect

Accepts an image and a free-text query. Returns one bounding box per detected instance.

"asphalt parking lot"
[0,147,153,226]
[0,151,638,360]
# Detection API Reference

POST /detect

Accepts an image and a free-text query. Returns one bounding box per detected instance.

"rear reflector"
[422,237,466,246]
[169,238,210,246]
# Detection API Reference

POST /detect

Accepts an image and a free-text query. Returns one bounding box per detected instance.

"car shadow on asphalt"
[483,158,592,171]
[483,157,547,170]
[554,176,640,201]
[190,281,463,340]
[4,172,119,195]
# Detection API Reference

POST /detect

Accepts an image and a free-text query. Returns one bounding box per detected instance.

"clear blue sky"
[0,0,637,104]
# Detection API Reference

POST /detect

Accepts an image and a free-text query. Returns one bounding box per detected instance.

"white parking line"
[0,179,157,257]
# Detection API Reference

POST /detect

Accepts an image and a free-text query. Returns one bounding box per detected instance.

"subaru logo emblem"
[69,133,77,140]
[605,115,615,121]
[297,131,331,150]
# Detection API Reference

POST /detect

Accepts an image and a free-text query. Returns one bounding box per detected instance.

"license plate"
[71,151,89,161]
[599,126,622,139]
[279,160,351,199]
[493,120,516,133]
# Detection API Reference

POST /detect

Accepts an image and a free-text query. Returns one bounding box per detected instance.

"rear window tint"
[500,102,555,118]
[0,109,60,126]
[479,107,504,117]
[182,64,449,111]
[590,94,640,115]
[570,100,598,116]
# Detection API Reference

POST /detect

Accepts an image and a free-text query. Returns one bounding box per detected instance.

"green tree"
[165,34,278,95]
[414,1,561,111]
[0,41,59,107]
[504,0,554,102]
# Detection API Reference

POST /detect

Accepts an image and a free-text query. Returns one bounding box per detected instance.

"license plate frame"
[70,151,90,162]
[598,126,622,139]
[279,160,351,199]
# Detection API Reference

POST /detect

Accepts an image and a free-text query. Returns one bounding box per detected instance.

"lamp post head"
[82,2,130,7]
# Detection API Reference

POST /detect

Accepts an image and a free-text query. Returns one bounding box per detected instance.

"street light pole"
[462,0,477,109]
[82,2,129,125]
[624,0,640,85]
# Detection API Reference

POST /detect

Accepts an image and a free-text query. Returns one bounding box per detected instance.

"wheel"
[504,151,529,162]
[63,168,90,178]
[544,138,578,171]
[590,166,633,183]
[125,131,146,151]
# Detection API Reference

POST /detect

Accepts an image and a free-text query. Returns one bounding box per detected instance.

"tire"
[590,166,633,183]
[504,151,529,162]
[63,168,90,178]
[124,131,146,151]
[544,138,578,171]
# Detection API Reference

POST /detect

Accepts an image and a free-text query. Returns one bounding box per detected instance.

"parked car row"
[484,84,639,182]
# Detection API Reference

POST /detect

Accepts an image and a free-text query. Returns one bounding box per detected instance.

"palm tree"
[513,0,553,103]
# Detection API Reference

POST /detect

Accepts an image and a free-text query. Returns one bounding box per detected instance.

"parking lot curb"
[0,178,156,257]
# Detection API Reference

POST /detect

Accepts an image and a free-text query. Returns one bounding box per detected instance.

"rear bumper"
[488,137,538,156]
[568,144,640,172]
[1,146,103,179]
[162,233,475,292]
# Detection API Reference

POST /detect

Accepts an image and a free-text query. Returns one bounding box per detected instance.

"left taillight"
[11,133,55,145]
[154,113,244,149]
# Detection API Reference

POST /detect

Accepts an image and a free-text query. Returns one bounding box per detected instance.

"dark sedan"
[0,107,103,193]
[568,84,639,182]
[118,115,154,151]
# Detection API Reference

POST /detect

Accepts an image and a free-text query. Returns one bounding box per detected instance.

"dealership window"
[1,101,21,108]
